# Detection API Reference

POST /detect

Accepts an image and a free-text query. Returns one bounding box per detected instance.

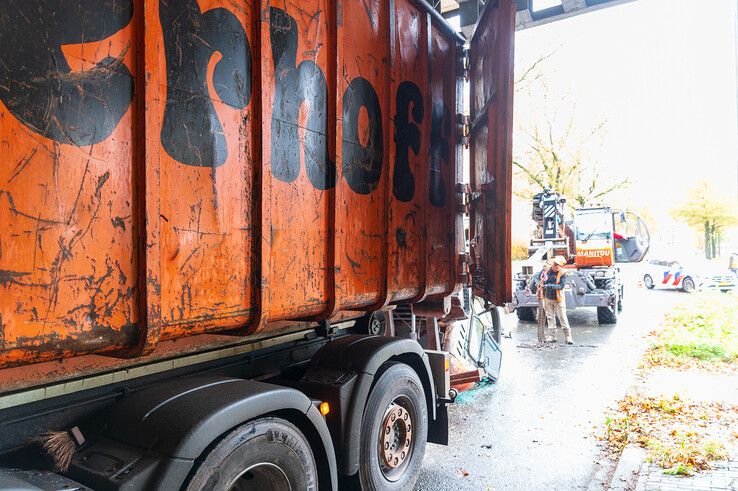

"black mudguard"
[67,376,338,491]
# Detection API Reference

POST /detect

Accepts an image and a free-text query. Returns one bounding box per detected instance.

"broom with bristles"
[37,426,85,472]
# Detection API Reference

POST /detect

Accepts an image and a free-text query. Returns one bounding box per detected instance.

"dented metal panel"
[427,22,459,299]
[262,1,334,323]
[388,0,431,303]
[150,0,259,342]
[0,0,468,370]
[334,0,392,311]
[0,1,140,367]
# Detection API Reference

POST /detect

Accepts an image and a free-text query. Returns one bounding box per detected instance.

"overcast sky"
[511,0,738,247]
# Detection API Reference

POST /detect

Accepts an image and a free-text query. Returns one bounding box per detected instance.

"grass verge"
[603,293,738,475]
[641,293,738,371]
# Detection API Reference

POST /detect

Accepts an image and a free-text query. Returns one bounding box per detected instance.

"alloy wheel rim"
[378,396,416,481]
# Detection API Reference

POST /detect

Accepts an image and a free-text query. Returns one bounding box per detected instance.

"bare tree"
[513,57,630,209]
[514,49,557,94]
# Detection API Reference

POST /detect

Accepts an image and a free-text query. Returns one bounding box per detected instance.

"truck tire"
[185,417,317,491]
[516,306,536,322]
[356,311,387,336]
[358,362,427,490]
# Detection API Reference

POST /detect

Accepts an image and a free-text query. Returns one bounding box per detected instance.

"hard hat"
[552,256,566,266]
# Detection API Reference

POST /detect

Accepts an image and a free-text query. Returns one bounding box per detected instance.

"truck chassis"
[513,266,623,324]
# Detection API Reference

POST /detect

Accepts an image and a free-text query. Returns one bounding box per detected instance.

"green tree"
[672,182,738,259]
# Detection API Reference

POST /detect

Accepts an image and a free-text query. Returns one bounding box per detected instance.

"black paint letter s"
[0,0,133,146]
[342,78,383,195]
[393,82,424,202]
[159,0,251,168]
[269,8,334,190]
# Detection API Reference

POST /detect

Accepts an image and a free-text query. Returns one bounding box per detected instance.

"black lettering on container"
[159,0,251,168]
[342,77,383,195]
[393,81,423,202]
[269,7,334,189]
[0,0,134,146]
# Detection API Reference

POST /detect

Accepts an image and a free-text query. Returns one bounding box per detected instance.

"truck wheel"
[617,288,624,312]
[357,311,387,336]
[597,306,618,324]
[516,306,536,322]
[359,363,427,490]
[185,417,317,491]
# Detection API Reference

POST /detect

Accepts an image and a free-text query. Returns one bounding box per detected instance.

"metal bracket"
[317,320,334,338]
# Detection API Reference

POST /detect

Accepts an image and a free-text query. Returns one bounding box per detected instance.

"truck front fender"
[297,335,440,476]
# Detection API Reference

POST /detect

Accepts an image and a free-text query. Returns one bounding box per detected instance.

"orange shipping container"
[0,0,513,376]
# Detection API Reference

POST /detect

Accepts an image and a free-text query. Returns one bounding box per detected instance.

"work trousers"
[543,297,571,334]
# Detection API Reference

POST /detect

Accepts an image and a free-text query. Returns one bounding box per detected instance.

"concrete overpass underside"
[435,0,638,32]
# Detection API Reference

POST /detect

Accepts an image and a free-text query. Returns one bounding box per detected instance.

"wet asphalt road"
[417,268,683,490]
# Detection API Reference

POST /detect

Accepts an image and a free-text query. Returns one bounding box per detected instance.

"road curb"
[608,445,647,491]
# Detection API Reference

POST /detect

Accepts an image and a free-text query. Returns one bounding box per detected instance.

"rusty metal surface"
[0,324,313,397]
[389,0,429,303]
[0,1,140,368]
[261,0,333,323]
[0,0,468,370]
[468,0,516,307]
[334,0,391,312]
[426,21,458,299]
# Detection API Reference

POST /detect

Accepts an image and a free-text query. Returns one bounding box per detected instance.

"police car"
[642,258,736,293]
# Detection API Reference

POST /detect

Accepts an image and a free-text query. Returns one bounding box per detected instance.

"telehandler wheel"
[598,279,619,324]
[185,417,317,491]
[516,306,536,322]
[597,305,618,324]
[358,362,427,490]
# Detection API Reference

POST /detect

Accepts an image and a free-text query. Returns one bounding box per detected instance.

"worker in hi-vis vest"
[539,256,573,344]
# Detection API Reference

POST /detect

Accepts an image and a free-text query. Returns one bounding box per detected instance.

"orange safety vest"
[548,268,565,302]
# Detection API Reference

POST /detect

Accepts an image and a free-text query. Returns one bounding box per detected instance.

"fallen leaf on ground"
[600,393,738,473]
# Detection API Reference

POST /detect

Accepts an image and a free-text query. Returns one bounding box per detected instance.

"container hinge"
[455,182,484,214]
[457,114,470,145]
[458,48,470,80]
